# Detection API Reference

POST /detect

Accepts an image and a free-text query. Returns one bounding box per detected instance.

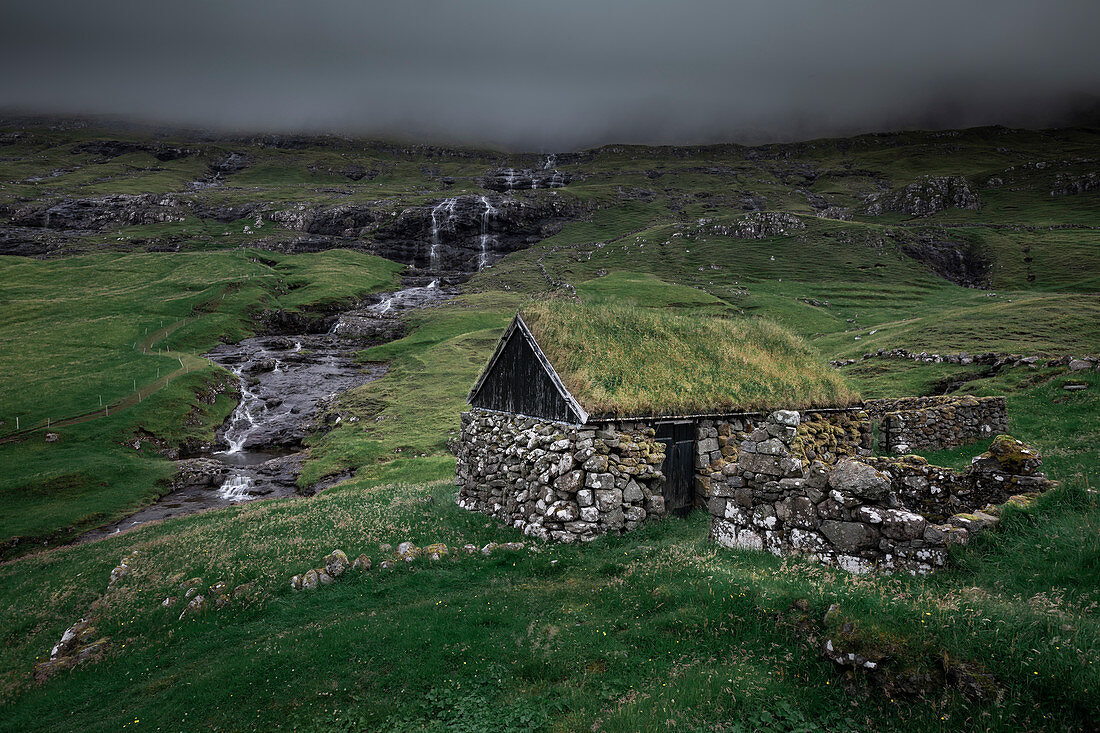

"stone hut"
[454,302,867,543]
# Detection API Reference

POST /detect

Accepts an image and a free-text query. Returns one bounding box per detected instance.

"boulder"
[396,542,420,560]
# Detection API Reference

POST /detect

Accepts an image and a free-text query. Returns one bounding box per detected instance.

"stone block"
[828,459,890,500]
[585,472,616,490]
[819,520,879,552]
[756,438,788,456]
[583,454,609,473]
[595,489,623,512]
[553,470,584,492]
[772,410,801,427]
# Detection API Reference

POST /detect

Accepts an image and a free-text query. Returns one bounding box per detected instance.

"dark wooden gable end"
[467,315,588,424]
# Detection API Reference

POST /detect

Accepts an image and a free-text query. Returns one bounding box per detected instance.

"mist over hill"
[3,1,1100,148]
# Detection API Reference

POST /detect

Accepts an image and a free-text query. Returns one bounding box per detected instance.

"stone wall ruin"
[864,395,1007,454]
[708,411,1049,574]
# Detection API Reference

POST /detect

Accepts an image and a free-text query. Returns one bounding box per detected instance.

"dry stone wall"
[708,412,1049,574]
[455,410,666,543]
[865,395,1007,454]
[693,409,872,507]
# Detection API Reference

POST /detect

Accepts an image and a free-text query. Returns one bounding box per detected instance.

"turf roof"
[517,302,860,419]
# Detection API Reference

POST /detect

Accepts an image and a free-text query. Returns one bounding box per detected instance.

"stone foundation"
[456,407,871,543]
[454,410,667,543]
[865,395,1007,454]
[709,411,1049,574]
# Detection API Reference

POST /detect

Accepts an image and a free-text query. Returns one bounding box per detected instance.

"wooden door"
[656,422,695,517]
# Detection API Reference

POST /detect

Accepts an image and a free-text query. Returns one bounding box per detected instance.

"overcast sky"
[2,0,1099,149]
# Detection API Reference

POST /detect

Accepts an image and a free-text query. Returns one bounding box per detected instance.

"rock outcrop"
[865,176,981,216]
[372,194,581,271]
[482,167,570,191]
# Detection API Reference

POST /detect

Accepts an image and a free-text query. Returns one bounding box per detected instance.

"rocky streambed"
[80,275,457,542]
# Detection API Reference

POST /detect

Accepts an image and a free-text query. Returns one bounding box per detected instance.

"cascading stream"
[223,365,264,454]
[429,197,458,270]
[478,196,497,270]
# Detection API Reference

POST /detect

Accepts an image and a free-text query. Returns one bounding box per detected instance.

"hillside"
[0,118,1096,731]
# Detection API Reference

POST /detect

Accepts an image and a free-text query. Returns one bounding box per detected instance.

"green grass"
[300,291,522,487]
[0,120,1098,730]
[0,249,401,549]
[0,417,1094,730]
[522,300,859,417]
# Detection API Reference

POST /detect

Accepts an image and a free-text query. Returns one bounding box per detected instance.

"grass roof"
[520,302,859,418]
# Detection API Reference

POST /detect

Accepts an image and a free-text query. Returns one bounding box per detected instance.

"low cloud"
[2,0,1098,149]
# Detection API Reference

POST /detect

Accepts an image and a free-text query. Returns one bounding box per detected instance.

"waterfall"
[478,196,497,270]
[370,279,443,316]
[543,154,557,170]
[504,168,517,190]
[429,198,458,270]
[223,366,263,454]
[218,474,254,502]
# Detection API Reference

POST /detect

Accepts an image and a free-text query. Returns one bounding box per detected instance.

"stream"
[80,275,456,542]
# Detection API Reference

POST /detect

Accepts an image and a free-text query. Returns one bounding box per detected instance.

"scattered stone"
[422,543,449,560]
[396,542,420,561]
[179,595,207,621]
[351,554,372,571]
[301,569,320,591]
[324,549,349,577]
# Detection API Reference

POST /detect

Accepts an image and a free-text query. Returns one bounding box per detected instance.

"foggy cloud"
[2,0,1099,149]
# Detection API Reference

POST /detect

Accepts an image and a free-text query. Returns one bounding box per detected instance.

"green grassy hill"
[0,119,1096,730]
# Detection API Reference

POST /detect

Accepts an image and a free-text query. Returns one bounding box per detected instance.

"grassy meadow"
[0,120,1096,730]
[0,250,401,549]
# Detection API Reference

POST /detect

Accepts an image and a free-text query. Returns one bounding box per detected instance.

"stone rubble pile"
[706,211,805,239]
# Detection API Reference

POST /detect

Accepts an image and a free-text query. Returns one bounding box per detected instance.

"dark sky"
[2,0,1099,150]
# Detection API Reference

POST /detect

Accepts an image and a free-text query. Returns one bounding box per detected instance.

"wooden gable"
[467,315,588,424]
